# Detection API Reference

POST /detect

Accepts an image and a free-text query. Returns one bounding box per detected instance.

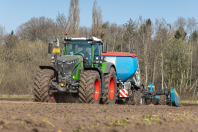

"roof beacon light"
[64,31,69,39]
[101,32,105,41]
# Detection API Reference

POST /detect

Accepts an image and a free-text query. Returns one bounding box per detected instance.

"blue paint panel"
[155,95,159,99]
[170,89,180,107]
[116,57,138,82]
[150,83,153,92]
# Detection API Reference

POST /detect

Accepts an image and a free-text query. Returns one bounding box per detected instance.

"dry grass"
[0,40,50,95]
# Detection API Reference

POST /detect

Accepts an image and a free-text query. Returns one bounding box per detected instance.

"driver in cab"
[81,45,90,59]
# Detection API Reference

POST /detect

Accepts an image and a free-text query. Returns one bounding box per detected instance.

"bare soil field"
[0,98,197,132]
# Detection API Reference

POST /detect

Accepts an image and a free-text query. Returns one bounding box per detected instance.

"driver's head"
[83,46,86,52]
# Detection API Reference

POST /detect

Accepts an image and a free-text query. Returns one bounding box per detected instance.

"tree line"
[0,0,198,99]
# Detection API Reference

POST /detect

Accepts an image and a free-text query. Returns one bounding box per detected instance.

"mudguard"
[39,66,58,81]
[39,66,55,71]
[104,62,116,74]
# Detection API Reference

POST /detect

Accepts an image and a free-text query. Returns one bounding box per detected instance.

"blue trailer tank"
[101,52,138,82]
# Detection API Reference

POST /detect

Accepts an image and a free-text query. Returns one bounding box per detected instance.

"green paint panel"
[92,44,94,67]
[71,63,81,79]
[63,46,66,55]
[101,62,108,73]
[59,55,83,80]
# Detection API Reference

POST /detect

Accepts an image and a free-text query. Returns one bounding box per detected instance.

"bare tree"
[92,0,103,38]
[154,18,169,89]
[68,0,80,37]
[17,17,56,42]
[0,25,6,45]
[136,17,152,86]
[187,17,197,96]
[56,12,68,39]
[79,26,91,37]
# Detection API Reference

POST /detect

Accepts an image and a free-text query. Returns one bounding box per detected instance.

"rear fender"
[104,62,116,74]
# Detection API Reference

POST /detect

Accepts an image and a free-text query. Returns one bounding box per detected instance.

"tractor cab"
[63,36,106,68]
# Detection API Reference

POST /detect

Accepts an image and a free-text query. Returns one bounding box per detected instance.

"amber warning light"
[65,32,68,35]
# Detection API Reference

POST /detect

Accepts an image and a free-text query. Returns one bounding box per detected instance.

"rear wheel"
[102,67,117,104]
[126,89,133,105]
[146,99,151,105]
[145,99,158,105]
[158,95,166,105]
[34,69,56,103]
[79,70,101,104]
[133,92,143,105]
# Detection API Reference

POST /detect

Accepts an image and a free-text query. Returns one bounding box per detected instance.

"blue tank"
[116,57,138,82]
[102,52,138,82]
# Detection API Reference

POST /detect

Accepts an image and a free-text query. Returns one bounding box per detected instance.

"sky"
[0,0,198,34]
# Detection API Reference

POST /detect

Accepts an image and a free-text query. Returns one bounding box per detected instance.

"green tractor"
[34,33,117,104]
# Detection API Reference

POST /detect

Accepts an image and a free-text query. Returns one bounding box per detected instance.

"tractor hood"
[57,56,79,63]
[57,56,80,82]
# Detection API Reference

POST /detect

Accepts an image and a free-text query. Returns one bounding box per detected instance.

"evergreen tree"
[174,30,182,39]
[192,30,198,42]
[11,30,14,36]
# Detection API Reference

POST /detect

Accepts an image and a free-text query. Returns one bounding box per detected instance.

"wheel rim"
[109,76,115,100]
[94,78,100,101]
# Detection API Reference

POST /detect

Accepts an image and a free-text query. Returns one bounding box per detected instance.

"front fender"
[39,66,55,71]
[39,66,57,81]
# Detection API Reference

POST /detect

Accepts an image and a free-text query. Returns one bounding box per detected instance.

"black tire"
[34,71,42,102]
[137,84,144,93]
[133,92,143,105]
[145,99,158,105]
[79,70,101,104]
[158,95,166,105]
[102,67,117,104]
[78,70,89,103]
[146,99,151,105]
[126,89,133,105]
[34,69,56,103]
[153,99,158,105]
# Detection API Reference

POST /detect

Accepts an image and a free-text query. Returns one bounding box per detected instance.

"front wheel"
[79,70,101,104]
[34,69,56,103]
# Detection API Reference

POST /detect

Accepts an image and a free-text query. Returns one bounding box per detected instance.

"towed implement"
[34,32,180,106]
[141,84,180,106]
[101,52,180,106]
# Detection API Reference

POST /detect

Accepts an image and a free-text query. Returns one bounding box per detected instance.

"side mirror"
[102,43,107,53]
[48,42,53,54]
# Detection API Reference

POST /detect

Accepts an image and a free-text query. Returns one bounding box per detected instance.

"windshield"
[65,40,92,58]
[65,40,101,67]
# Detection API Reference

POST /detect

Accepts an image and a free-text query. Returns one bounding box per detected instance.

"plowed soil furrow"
[0,99,197,132]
